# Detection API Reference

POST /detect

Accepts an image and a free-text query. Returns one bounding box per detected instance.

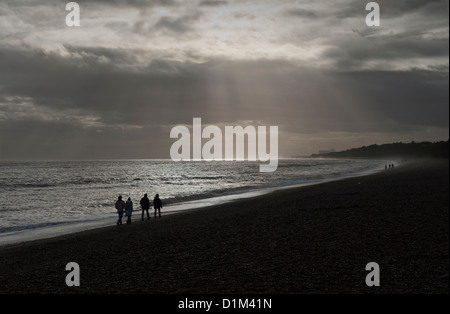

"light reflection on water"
[0,158,386,236]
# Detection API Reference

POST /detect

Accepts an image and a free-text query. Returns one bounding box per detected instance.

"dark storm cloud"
[130,6,204,36]
[77,0,176,8]
[198,0,228,7]
[1,46,447,131]
[336,0,448,19]
[322,35,449,70]
[325,2,448,71]
[0,47,212,126]
[3,0,176,10]
[284,8,319,19]
[0,117,172,159]
[375,0,447,17]
[153,11,203,34]
[1,46,448,158]
[63,45,141,66]
[326,70,449,130]
[0,0,448,158]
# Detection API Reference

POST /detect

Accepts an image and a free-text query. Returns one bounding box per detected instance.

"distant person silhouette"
[140,193,151,221]
[153,194,162,218]
[125,197,133,225]
[115,195,125,226]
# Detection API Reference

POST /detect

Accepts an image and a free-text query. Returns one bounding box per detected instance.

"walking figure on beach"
[115,195,125,226]
[125,197,133,225]
[153,194,162,218]
[140,193,151,221]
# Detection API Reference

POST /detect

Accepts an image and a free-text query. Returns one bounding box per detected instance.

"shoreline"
[0,159,448,293]
[0,160,387,247]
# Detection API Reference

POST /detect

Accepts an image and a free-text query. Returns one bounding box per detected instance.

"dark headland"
[310,140,449,160]
[0,157,448,294]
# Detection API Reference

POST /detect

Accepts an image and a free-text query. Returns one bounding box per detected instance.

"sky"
[0,0,448,159]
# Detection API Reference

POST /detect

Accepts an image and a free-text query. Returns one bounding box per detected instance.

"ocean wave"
[0,159,387,240]
[161,185,261,206]
[0,182,57,189]
[0,221,68,235]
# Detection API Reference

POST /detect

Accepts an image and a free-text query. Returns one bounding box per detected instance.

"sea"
[0,158,388,245]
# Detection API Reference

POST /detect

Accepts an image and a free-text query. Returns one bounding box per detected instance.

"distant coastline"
[308,140,449,160]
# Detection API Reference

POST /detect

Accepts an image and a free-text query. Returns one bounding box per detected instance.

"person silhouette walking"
[140,193,151,220]
[125,197,133,225]
[115,195,125,226]
[153,194,162,218]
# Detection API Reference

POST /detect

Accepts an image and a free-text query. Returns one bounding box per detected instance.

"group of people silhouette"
[115,193,163,226]
[385,164,395,170]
